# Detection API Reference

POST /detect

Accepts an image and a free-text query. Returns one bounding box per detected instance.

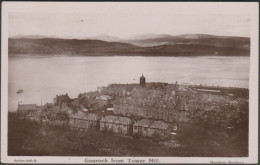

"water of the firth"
[8,55,249,111]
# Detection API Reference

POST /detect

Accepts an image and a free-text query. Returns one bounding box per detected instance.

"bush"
[151,131,161,143]
[133,133,140,139]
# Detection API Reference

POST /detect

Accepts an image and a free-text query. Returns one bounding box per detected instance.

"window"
[134,126,138,130]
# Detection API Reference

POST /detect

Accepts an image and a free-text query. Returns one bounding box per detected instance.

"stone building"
[100,115,132,134]
[17,104,37,116]
[53,93,70,107]
[133,119,170,137]
[133,119,152,137]
[69,112,100,131]
[96,95,112,106]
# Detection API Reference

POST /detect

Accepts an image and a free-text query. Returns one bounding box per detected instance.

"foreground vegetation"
[8,113,248,157]
[8,115,185,156]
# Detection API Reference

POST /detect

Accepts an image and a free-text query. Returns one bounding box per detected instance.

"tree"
[151,131,161,143]
[78,93,84,99]
[176,123,210,156]
[57,111,69,121]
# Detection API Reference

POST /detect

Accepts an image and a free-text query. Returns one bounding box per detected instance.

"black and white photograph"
[1,2,258,164]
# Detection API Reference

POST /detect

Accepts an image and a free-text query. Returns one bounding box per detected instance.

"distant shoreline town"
[12,75,248,144]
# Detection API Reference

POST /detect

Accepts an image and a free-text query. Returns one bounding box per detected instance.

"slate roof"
[85,113,100,121]
[115,117,131,125]
[100,115,117,123]
[70,121,88,129]
[69,112,87,119]
[85,91,100,98]
[134,119,152,127]
[18,104,37,111]
[96,95,112,101]
[150,121,168,130]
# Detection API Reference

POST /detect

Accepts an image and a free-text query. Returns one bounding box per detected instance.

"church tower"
[140,74,146,86]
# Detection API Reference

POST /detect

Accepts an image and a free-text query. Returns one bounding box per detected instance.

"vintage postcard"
[1,2,259,164]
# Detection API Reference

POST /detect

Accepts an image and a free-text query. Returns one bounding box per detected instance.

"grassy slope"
[8,116,185,156]
[8,114,248,156]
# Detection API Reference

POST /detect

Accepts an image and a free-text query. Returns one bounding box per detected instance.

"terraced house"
[69,111,86,123]
[100,115,117,131]
[148,120,170,137]
[133,119,170,137]
[133,119,152,137]
[69,112,100,131]
[100,115,132,134]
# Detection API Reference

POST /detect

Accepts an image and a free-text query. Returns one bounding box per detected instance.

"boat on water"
[16,89,24,94]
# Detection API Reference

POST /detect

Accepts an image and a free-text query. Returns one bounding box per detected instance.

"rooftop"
[134,119,152,127]
[150,121,168,129]
[96,95,112,101]
[115,116,132,125]
[100,115,117,122]
[70,121,89,129]
[85,113,100,121]
[18,104,37,111]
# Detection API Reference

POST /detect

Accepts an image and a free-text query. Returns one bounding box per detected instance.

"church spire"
[140,74,146,86]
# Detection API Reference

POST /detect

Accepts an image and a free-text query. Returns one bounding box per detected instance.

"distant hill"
[124,34,250,49]
[8,34,250,56]
[8,38,143,55]
[141,44,249,56]
[85,34,122,42]
[126,33,173,40]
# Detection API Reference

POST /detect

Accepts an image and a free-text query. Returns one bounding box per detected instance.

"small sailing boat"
[16,89,24,94]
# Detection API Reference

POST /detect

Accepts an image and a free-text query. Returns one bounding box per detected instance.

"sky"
[8,3,252,38]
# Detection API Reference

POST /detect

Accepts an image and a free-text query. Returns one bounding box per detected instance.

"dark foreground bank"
[8,113,248,157]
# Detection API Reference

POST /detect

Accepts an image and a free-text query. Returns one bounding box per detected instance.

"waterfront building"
[17,104,37,116]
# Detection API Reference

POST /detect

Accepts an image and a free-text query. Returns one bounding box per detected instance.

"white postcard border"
[1,2,259,164]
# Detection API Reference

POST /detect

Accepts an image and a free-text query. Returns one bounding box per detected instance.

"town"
[9,75,249,156]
